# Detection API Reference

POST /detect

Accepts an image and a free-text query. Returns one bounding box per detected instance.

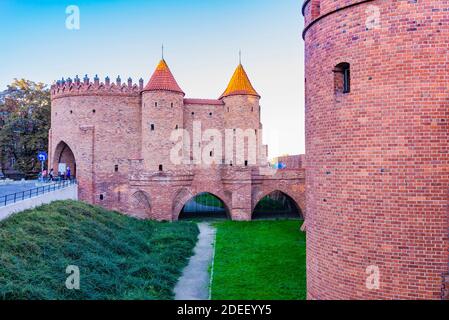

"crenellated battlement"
[51,75,144,100]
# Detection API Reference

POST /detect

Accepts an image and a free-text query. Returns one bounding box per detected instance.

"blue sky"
[0,0,305,156]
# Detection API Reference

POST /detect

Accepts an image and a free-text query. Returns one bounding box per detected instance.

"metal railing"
[0,179,77,207]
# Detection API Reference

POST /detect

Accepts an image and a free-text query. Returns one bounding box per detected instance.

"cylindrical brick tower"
[49,75,141,210]
[303,0,449,299]
[141,59,185,171]
[221,63,262,167]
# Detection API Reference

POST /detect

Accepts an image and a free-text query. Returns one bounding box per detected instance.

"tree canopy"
[0,79,51,178]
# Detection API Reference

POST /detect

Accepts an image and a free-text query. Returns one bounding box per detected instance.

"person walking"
[66,166,71,180]
[49,168,54,181]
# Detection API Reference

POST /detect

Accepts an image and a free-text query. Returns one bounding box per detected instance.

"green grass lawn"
[211,220,306,300]
[0,200,199,300]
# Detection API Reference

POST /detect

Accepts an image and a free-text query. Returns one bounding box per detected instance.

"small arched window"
[334,62,350,94]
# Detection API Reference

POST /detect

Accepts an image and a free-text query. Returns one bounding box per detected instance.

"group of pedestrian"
[40,166,71,182]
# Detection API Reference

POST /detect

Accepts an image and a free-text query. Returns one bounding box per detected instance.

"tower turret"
[220,63,264,166]
[141,59,185,171]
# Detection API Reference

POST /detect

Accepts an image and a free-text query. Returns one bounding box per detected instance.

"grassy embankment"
[0,200,199,300]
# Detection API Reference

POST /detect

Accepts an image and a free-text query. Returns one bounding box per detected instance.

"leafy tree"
[0,79,51,178]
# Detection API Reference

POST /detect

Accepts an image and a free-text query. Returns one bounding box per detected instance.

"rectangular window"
[343,68,350,94]
[114,165,119,172]
[334,63,351,94]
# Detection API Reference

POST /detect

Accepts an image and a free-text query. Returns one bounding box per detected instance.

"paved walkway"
[0,181,37,198]
[174,222,216,300]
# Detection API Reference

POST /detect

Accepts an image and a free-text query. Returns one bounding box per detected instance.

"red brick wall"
[141,91,184,171]
[251,169,306,216]
[183,101,226,165]
[50,79,141,211]
[222,95,263,166]
[304,0,449,299]
[276,155,304,170]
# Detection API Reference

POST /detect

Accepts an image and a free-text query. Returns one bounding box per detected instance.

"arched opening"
[53,141,76,179]
[252,191,303,220]
[178,192,229,221]
[131,190,152,217]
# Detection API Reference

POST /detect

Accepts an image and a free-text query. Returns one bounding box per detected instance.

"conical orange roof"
[220,64,259,99]
[143,59,184,95]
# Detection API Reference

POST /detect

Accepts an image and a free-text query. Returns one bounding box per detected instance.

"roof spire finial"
[162,43,164,60]
[239,49,242,65]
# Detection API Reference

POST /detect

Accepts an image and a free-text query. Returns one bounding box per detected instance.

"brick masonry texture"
[49,64,305,222]
[275,155,305,170]
[304,0,449,299]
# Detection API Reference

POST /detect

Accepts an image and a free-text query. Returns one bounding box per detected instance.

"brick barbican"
[49,58,306,222]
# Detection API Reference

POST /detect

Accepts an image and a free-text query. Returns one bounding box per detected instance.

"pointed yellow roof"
[220,64,260,99]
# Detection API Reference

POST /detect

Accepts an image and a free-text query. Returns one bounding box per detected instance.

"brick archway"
[52,140,77,178]
[252,188,305,219]
[130,190,152,218]
[172,188,231,221]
